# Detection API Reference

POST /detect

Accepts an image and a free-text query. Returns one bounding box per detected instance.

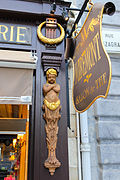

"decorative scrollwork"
[84,73,92,83]
[37,21,65,45]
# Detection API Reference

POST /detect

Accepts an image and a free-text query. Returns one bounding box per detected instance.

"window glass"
[0,105,29,180]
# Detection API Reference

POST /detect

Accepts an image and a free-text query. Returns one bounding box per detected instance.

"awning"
[0,50,36,104]
[0,50,35,63]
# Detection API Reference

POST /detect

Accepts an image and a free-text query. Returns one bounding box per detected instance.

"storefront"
[0,49,35,180]
[0,105,29,180]
[0,0,70,180]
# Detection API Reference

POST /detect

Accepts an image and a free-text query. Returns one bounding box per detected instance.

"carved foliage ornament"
[37,21,65,45]
[43,68,61,175]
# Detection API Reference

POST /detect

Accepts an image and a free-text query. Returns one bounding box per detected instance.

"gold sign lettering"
[0,23,31,45]
[0,25,8,41]
[75,33,101,85]
[76,72,107,105]
[16,27,27,43]
[95,72,107,89]
[9,26,14,42]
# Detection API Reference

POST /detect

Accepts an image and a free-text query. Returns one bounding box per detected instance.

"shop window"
[0,104,29,180]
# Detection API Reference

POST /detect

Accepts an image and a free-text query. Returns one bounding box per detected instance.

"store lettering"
[76,72,107,105]
[95,72,107,89]
[0,24,31,44]
[74,32,101,85]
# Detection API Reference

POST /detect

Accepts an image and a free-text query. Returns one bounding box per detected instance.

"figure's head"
[46,68,57,84]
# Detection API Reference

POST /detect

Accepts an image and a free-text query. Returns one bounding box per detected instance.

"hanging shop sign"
[102,28,120,53]
[72,3,112,113]
[0,23,32,45]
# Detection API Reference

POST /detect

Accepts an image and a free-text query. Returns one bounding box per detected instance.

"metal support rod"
[68,0,89,37]
[66,7,89,12]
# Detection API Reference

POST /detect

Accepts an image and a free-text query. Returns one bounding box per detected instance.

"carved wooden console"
[41,52,62,72]
[42,68,61,175]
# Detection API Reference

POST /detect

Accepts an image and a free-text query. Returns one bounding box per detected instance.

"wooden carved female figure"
[43,68,61,175]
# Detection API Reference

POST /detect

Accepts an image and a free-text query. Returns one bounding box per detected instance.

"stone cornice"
[20,0,71,7]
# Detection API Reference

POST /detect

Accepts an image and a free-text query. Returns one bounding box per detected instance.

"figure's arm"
[43,84,55,95]
[53,84,60,93]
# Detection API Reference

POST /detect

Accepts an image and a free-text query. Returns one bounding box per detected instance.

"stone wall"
[94,53,120,180]
[93,0,120,179]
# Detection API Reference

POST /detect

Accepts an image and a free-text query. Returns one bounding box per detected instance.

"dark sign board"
[72,3,111,113]
[0,23,32,45]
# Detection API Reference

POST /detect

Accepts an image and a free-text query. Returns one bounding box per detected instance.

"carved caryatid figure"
[43,68,61,175]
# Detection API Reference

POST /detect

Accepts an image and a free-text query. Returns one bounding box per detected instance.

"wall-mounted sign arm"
[65,1,116,59]
[103,2,116,16]
[68,0,89,38]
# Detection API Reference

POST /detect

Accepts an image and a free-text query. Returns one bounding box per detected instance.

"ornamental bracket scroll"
[42,68,61,175]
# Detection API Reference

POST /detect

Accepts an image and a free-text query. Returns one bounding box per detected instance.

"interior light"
[17,134,24,140]
[13,139,17,148]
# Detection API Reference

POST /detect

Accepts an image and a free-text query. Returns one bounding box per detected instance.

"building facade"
[0,0,70,180]
[0,0,120,180]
